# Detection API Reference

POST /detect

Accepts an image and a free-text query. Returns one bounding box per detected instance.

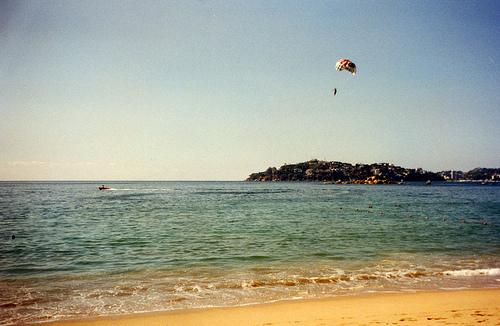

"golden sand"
[28,289,500,326]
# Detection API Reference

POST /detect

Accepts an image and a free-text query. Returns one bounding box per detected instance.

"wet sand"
[30,289,500,326]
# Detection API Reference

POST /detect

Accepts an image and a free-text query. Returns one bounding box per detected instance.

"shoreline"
[25,288,500,326]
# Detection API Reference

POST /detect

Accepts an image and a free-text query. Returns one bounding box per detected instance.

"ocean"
[1,181,499,325]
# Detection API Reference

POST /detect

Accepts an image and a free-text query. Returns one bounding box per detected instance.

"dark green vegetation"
[246,159,500,182]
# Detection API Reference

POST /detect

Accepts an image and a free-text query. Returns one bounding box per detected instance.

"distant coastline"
[245,159,500,183]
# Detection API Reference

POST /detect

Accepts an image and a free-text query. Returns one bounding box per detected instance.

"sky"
[1,0,499,181]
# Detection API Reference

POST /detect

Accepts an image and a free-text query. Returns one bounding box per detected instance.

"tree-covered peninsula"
[245,159,500,183]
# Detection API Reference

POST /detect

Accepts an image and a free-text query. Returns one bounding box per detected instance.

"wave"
[443,268,500,277]
[3,265,500,326]
[105,188,173,191]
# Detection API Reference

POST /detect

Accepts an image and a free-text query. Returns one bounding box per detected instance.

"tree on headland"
[245,160,499,182]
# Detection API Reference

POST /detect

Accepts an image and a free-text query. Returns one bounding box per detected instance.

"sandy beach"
[31,289,499,326]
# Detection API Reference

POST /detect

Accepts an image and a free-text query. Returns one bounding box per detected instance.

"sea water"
[0,181,499,325]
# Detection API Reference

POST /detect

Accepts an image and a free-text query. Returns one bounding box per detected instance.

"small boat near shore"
[99,185,110,190]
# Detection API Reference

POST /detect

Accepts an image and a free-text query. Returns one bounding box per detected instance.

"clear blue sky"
[1,1,499,180]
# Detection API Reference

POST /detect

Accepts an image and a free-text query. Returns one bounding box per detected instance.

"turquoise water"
[1,181,499,325]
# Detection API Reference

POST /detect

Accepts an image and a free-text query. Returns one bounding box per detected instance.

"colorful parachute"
[335,59,356,75]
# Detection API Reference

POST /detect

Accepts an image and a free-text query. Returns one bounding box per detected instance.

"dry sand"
[29,289,500,326]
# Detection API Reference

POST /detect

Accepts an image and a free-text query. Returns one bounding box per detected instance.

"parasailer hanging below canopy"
[335,59,356,75]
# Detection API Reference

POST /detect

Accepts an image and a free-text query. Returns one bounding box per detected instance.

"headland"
[246,159,500,182]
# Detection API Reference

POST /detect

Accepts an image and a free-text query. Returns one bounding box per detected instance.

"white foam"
[444,268,500,277]
[107,188,173,191]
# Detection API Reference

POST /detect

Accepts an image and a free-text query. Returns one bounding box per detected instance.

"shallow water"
[0,181,499,325]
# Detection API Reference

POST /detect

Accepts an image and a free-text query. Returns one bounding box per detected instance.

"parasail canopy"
[335,59,356,75]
